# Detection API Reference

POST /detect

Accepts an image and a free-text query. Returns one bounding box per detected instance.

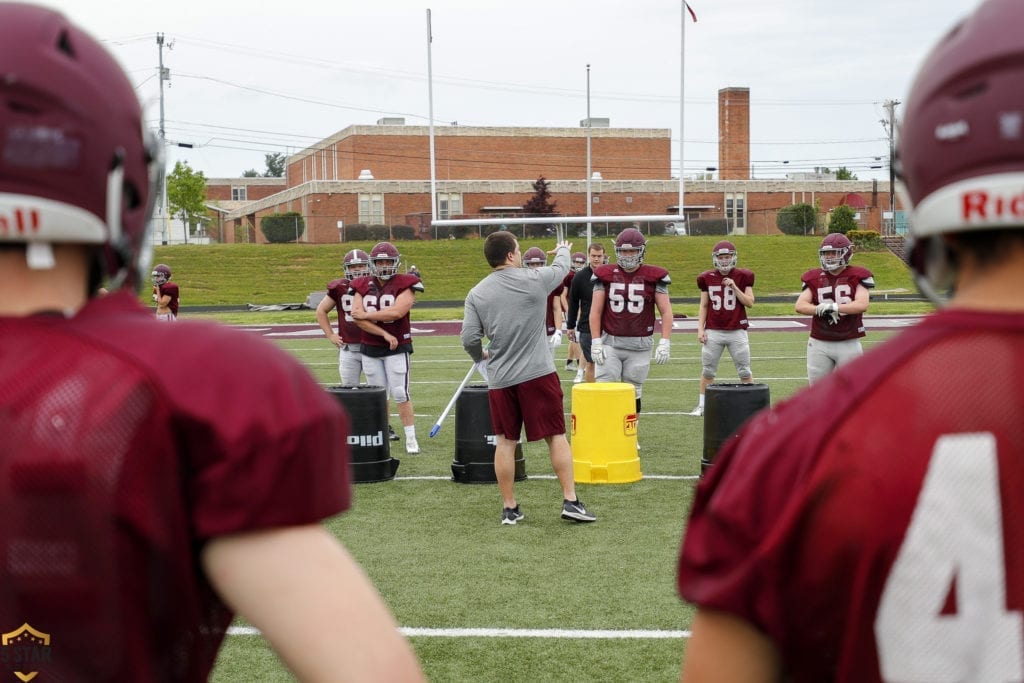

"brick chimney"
[718,87,750,180]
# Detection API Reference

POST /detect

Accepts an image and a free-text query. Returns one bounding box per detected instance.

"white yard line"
[228,625,691,639]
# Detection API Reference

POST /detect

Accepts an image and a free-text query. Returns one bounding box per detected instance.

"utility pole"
[881,99,900,235]
[157,33,171,245]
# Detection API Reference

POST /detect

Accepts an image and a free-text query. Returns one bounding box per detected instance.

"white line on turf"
[227,625,691,639]
[390,474,700,481]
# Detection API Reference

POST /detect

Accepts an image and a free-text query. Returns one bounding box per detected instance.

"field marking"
[227,625,691,639]
[390,474,699,481]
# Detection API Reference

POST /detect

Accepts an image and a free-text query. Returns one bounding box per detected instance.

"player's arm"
[551,290,564,328]
[838,282,870,316]
[460,299,486,362]
[681,608,782,683]
[733,283,755,309]
[202,524,425,683]
[697,291,710,343]
[315,296,343,347]
[588,287,606,338]
[655,290,673,341]
[359,289,415,322]
[351,292,398,348]
[794,287,817,316]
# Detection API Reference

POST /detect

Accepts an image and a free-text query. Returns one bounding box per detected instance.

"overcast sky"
[48,0,985,181]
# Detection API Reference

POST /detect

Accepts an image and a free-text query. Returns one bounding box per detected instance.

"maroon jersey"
[801,265,875,341]
[159,281,180,316]
[349,273,424,356]
[326,277,361,344]
[679,308,1024,682]
[592,263,671,337]
[696,268,755,330]
[0,292,351,682]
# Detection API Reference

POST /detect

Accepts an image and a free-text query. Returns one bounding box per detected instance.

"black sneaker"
[501,505,524,526]
[388,425,401,441]
[561,499,596,523]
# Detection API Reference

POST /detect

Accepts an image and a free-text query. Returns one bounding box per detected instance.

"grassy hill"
[151,235,931,320]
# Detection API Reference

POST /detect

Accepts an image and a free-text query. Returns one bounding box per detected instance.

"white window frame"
[725,193,746,230]
[437,193,463,220]
[359,193,385,224]
[231,186,247,201]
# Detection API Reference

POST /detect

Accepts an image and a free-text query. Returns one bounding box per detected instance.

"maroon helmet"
[819,233,853,273]
[342,248,370,279]
[898,0,1024,296]
[369,241,400,279]
[712,240,737,274]
[614,228,646,270]
[0,4,159,288]
[523,246,546,267]
[571,251,587,271]
[151,263,172,286]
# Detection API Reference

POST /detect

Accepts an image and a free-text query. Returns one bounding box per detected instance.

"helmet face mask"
[819,234,853,273]
[712,241,737,274]
[571,252,586,271]
[614,228,647,271]
[522,247,546,269]
[343,249,370,279]
[369,242,400,280]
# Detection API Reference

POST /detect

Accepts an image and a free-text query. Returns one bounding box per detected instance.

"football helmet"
[342,248,370,279]
[819,233,853,273]
[614,228,646,270]
[571,252,587,271]
[0,4,159,287]
[712,241,737,274]
[898,0,1024,299]
[151,264,172,286]
[523,247,546,268]
[369,241,400,279]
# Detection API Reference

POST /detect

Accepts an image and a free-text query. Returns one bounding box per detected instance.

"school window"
[359,193,385,224]
[231,186,247,201]
[437,193,463,219]
[725,193,745,230]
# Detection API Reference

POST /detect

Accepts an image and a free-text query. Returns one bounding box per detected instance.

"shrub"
[776,203,817,235]
[260,212,305,243]
[828,205,858,235]
[368,224,391,241]
[848,229,882,251]
[344,223,369,241]
[391,224,417,240]
[687,218,729,236]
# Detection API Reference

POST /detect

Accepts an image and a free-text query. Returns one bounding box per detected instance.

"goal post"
[429,214,685,246]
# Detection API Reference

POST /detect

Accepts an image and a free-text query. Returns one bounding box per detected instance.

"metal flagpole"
[427,10,438,227]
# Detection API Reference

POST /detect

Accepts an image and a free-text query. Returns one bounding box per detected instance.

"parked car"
[665,221,688,236]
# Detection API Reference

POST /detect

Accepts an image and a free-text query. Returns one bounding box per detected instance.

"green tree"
[776,203,817,235]
[522,176,557,238]
[835,166,858,180]
[242,169,260,177]
[828,205,859,235]
[260,212,305,243]
[264,153,286,178]
[166,160,208,229]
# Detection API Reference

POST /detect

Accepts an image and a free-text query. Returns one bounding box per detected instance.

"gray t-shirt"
[461,246,570,389]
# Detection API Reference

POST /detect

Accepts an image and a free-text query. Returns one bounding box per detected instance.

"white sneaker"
[687,406,703,417]
[573,369,584,384]
[405,437,420,454]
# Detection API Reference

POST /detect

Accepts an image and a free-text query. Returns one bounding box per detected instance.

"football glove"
[550,330,563,348]
[654,338,671,365]
[815,301,840,325]
[591,339,606,365]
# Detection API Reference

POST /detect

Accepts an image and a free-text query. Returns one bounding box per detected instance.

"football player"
[566,242,606,384]
[795,232,875,383]
[679,2,1024,680]
[524,246,566,359]
[588,228,673,419]
[0,5,423,682]
[316,248,370,386]
[350,241,426,454]
[688,241,756,416]
[561,251,587,378]
[152,262,179,321]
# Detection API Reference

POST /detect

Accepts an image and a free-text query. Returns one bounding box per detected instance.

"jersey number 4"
[875,432,1023,681]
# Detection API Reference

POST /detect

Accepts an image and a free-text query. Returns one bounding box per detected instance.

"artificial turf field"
[210,325,901,682]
